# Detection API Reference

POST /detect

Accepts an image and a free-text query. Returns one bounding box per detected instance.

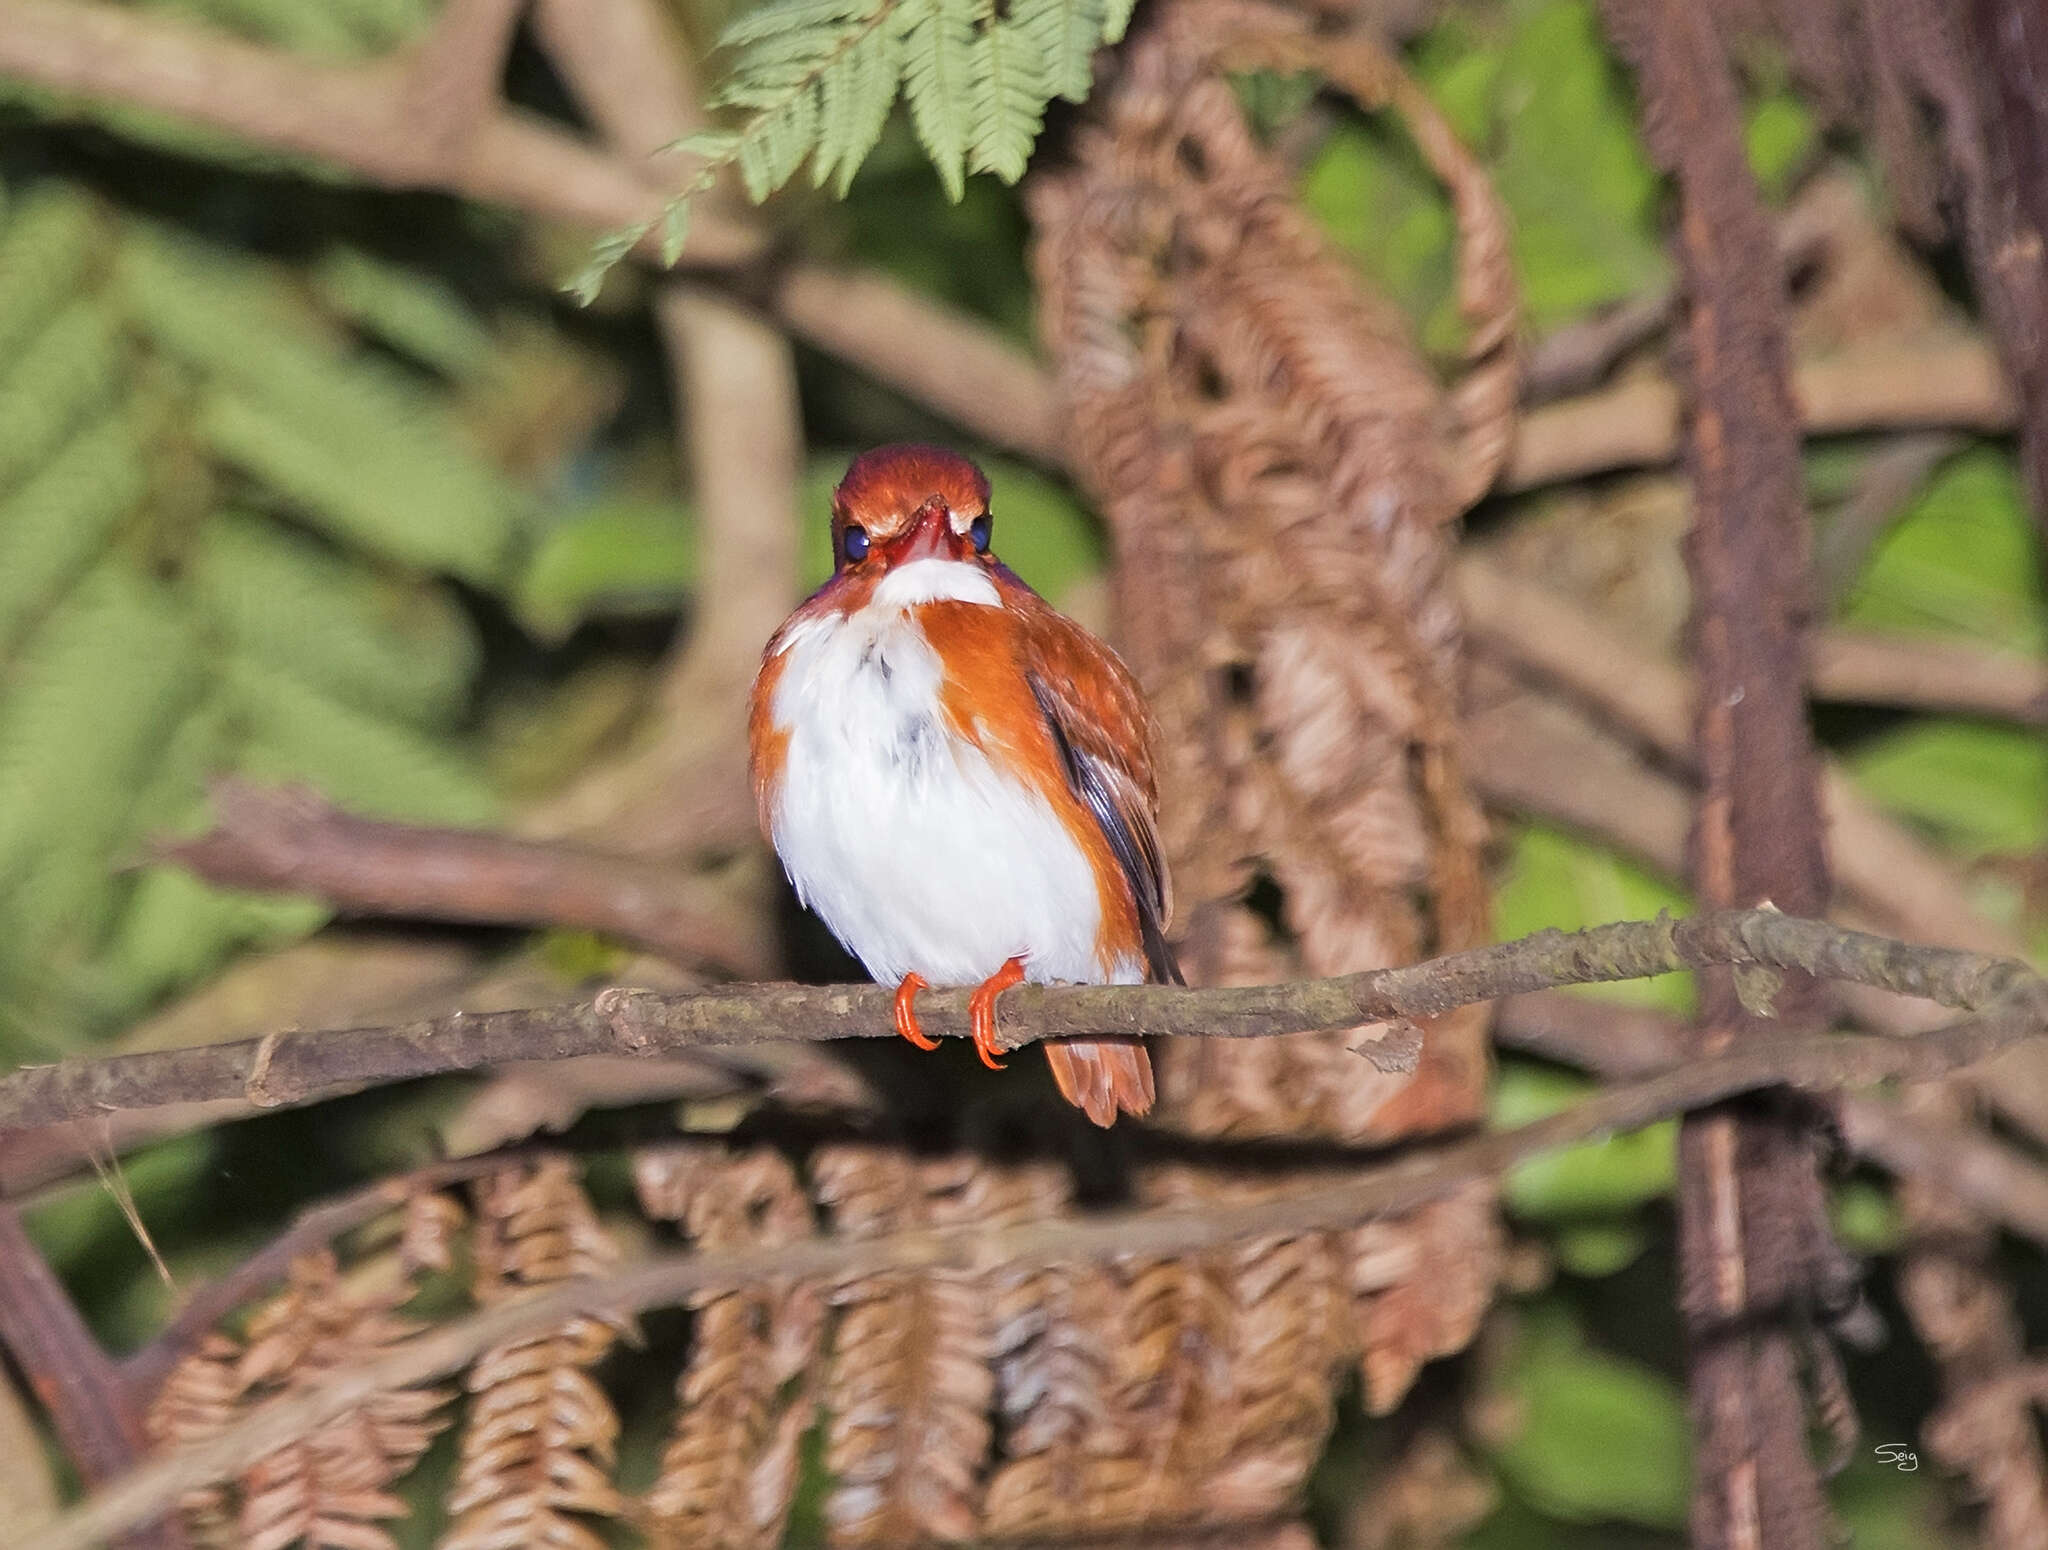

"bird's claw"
[968,957,1027,1071]
[893,973,938,1050]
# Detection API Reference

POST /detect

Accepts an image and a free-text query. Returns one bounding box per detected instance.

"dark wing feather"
[1013,598,1182,986]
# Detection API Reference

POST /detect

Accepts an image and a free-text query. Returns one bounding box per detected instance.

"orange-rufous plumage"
[747,444,1175,1125]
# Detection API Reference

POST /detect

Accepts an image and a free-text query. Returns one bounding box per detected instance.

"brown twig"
[0,0,760,269]
[160,779,772,977]
[29,987,2048,1550]
[0,1207,183,1550]
[1502,334,2011,491]
[1959,0,2048,542]
[773,264,1066,463]
[1466,547,2048,729]
[0,908,2036,1137]
[1808,628,2048,724]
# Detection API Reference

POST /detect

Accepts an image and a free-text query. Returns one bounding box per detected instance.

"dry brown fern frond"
[1032,0,1510,1148]
[147,1332,246,1549]
[146,1250,452,1550]
[440,1156,624,1550]
[1030,0,1514,1426]
[811,1145,996,1546]
[978,1162,1129,1539]
[635,1144,824,1550]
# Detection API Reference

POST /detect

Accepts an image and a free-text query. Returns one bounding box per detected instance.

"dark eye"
[842,525,870,563]
[968,514,992,553]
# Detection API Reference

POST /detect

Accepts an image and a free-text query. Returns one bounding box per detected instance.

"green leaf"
[1100,0,1138,46]
[1745,89,1814,201]
[1839,448,2046,653]
[515,498,698,642]
[229,658,497,826]
[0,406,148,656]
[720,0,881,50]
[0,293,126,494]
[1302,122,1460,353]
[1552,1219,1650,1277]
[898,0,976,200]
[1489,0,1668,330]
[1482,1307,1691,1529]
[1830,1179,1904,1254]
[0,184,101,362]
[1494,1060,1676,1217]
[1846,719,2048,858]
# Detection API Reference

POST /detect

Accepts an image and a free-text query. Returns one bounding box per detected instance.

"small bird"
[748,445,1176,1125]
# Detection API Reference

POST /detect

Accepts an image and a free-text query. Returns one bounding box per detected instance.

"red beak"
[883,502,966,566]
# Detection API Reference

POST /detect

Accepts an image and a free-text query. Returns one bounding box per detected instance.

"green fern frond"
[0,561,204,895]
[189,511,481,728]
[0,295,127,495]
[896,0,977,200]
[816,19,903,195]
[0,185,101,361]
[1022,0,1104,103]
[968,13,1053,183]
[120,232,526,583]
[0,408,148,655]
[573,0,1133,296]
[229,656,498,826]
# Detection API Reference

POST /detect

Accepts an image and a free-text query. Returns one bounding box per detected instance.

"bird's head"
[830,444,995,575]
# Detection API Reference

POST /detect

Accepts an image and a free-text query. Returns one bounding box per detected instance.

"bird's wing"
[1009,590,1182,986]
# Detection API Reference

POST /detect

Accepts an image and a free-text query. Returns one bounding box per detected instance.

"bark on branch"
[1,908,2038,1137]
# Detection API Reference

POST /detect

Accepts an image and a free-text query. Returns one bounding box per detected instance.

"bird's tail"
[1043,1037,1155,1127]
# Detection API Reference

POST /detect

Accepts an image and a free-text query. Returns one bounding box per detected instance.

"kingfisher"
[747,445,1176,1125]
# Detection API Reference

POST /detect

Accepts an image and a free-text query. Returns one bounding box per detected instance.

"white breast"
[765,560,1140,990]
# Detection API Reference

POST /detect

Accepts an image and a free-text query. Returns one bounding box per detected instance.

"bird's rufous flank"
[747,444,1176,1125]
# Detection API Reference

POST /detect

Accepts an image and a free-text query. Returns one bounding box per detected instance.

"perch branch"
[31,985,2048,1550]
[160,779,772,977]
[1,909,2037,1136]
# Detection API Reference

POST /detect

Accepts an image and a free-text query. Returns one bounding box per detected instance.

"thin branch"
[0,1207,183,1550]
[772,264,1067,462]
[0,909,2035,1137]
[1808,628,2048,725]
[30,992,2048,1550]
[1502,333,2011,491]
[160,779,773,977]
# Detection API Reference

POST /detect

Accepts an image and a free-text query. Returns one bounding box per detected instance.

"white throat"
[868,557,1001,611]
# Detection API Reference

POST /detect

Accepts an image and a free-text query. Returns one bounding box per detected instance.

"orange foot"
[968,957,1027,1071]
[893,972,937,1050]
